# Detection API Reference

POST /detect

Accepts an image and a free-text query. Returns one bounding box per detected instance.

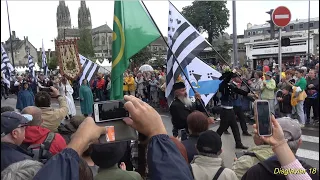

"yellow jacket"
[291,86,307,106]
[127,77,136,91]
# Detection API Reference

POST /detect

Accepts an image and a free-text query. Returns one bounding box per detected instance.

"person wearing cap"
[217,70,251,149]
[242,117,318,180]
[1,112,33,171]
[190,130,238,180]
[91,142,143,180]
[169,81,206,139]
[261,71,276,115]
[16,80,35,112]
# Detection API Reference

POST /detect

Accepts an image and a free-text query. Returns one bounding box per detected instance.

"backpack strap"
[43,132,55,151]
[212,167,225,180]
[189,164,194,179]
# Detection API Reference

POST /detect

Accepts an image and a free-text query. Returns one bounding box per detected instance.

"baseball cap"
[1,111,32,137]
[265,71,273,77]
[196,130,222,155]
[277,117,302,141]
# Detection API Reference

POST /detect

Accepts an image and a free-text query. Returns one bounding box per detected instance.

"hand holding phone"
[254,100,272,136]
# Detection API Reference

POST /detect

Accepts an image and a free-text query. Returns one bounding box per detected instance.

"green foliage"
[48,55,58,70]
[182,1,230,44]
[216,42,232,63]
[77,29,95,59]
[130,46,153,68]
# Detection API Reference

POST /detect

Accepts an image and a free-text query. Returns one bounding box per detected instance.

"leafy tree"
[48,56,58,70]
[130,46,153,69]
[77,29,95,59]
[216,42,231,63]
[182,1,230,44]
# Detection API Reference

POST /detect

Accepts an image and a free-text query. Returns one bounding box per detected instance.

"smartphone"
[93,100,129,122]
[93,100,137,143]
[254,100,272,136]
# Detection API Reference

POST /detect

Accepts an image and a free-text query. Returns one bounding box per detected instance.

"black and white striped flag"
[1,43,14,88]
[165,2,210,105]
[42,40,48,76]
[28,53,35,78]
[79,54,100,85]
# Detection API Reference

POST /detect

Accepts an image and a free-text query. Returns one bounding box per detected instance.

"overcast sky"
[1,1,319,51]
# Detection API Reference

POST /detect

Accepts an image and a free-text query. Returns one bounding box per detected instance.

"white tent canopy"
[96,59,111,73]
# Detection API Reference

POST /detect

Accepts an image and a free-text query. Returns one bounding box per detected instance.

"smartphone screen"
[98,101,129,121]
[256,101,272,136]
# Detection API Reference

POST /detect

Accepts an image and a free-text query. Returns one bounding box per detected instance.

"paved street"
[1,97,319,170]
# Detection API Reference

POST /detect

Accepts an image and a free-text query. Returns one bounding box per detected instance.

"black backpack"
[26,132,55,164]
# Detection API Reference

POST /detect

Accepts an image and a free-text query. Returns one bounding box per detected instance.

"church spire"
[56,0,71,39]
[78,1,92,29]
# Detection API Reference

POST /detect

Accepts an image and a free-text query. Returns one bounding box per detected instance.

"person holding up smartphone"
[242,116,317,180]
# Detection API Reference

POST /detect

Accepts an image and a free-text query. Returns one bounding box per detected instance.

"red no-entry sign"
[272,6,291,27]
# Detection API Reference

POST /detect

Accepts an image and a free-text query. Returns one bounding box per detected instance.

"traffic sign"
[272,6,291,27]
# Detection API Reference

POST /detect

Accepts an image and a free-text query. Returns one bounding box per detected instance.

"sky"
[1,0,319,51]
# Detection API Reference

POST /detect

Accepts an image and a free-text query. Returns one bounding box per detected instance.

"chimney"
[12,31,16,39]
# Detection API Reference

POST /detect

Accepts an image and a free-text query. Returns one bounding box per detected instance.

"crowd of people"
[1,58,319,180]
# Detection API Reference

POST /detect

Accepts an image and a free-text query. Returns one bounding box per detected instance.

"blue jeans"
[294,101,305,124]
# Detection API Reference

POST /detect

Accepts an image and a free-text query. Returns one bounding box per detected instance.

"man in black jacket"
[169,82,206,139]
[217,71,253,149]
[1,111,33,171]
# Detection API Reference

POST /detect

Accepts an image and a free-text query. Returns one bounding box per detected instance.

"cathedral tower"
[56,1,71,39]
[78,1,92,29]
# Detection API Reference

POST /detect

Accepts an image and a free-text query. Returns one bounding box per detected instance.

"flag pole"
[168,1,256,95]
[140,1,210,116]
[5,0,15,68]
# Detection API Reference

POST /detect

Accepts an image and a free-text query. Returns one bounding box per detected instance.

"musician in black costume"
[217,70,256,149]
[169,82,207,139]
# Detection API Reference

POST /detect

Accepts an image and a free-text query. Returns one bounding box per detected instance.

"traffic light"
[266,9,275,39]
[281,37,290,46]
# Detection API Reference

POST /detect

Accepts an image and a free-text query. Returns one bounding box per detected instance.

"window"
[310,23,314,27]
[101,37,106,45]
[252,31,256,35]
[290,25,294,30]
[299,24,304,28]
[247,32,251,36]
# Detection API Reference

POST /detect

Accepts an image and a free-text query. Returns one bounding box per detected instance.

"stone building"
[2,31,38,67]
[56,0,113,60]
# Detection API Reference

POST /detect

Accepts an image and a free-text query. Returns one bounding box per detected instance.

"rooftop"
[247,17,319,30]
[92,24,112,34]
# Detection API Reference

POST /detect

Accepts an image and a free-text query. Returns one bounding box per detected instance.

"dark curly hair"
[35,91,51,107]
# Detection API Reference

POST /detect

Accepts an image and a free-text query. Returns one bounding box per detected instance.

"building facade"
[2,31,38,67]
[245,17,319,69]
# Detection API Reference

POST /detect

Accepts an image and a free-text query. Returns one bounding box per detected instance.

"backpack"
[27,132,55,164]
[189,165,225,180]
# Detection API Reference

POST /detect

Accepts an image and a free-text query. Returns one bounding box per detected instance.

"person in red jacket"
[21,106,66,155]
[96,73,106,101]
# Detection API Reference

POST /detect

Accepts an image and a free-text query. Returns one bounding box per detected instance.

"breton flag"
[165,2,210,105]
[79,54,100,85]
[42,40,48,76]
[1,43,14,88]
[28,53,35,78]
[182,57,222,106]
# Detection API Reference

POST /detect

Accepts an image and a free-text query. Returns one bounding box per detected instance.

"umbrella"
[139,64,153,72]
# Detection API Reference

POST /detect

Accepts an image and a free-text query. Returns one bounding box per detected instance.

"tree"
[182,1,230,44]
[216,42,231,63]
[130,46,153,69]
[77,29,95,59]
[48,56,58,70]
[150,54,166,68]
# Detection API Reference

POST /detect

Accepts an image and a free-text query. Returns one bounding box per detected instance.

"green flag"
[111,0,160,100]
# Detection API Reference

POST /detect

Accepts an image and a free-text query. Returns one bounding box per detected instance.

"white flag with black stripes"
[28,53,35,78]
[165,1,210,105]
[1,43,14,88]
[79,54,100,85]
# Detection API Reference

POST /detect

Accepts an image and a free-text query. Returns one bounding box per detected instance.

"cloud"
[1,1,319,52]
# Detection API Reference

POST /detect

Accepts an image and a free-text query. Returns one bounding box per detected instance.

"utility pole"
[5,0,15,68]
[232,1,238,67]
[307,0,311,62]
[64,29,66,40]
